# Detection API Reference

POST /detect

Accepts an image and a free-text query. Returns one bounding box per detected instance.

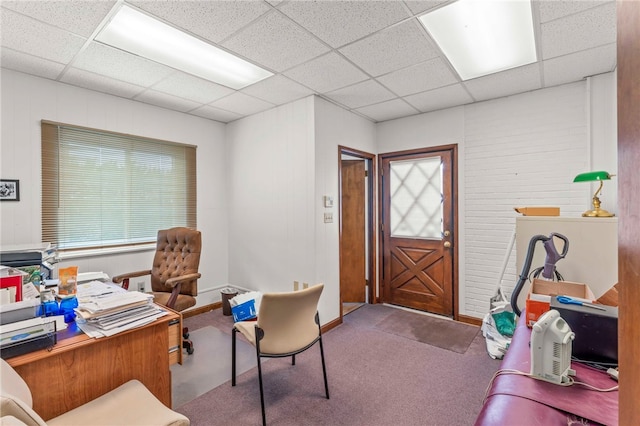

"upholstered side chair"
[232,284,329,426]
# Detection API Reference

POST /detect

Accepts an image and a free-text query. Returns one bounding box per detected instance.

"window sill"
[58,243,156,260]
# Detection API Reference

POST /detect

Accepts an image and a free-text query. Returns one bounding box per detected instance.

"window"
[42,121,196,251]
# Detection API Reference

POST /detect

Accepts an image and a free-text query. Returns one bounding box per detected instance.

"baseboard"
[183,302,221,319]
[457,314,482,327]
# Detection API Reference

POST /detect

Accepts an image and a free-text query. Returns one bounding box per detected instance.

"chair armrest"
[112,270,152,284]
[164,273,201,288]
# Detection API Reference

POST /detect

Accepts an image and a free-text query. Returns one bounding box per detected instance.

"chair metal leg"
[255,342,266,426]
[292,354,296,365]
[319,336,329,399]
[232,327,237,386]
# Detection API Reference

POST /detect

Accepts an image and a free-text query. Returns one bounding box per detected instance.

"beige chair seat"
[1,359,189,426]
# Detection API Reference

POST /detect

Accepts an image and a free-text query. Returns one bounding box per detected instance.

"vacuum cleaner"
[510,232,569,317]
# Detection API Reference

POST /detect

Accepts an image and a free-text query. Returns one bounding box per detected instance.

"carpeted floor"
[175,304,501,425]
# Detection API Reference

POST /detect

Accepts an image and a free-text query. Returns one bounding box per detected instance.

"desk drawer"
[168,318,181,365]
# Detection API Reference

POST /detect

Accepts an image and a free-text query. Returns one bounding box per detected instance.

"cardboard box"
[0,267,28,303]
[514,207,560,216]
[525,279,595,327]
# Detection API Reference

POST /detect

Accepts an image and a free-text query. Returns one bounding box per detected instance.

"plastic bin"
[231,299,257,322]
[221,288,238,316]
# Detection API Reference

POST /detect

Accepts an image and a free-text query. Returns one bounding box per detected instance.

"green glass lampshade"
[573,171,615,217]
[573,171,612,183]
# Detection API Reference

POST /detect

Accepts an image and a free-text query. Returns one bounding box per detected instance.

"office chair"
[112,227,201,355]
[232,284,329,426]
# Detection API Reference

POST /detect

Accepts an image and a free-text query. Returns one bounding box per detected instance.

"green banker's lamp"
[573,171,615,217]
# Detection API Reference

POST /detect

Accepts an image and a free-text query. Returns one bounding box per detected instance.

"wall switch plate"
[323,195,334,208]
[324,212,333,223]
[137,282,145,292]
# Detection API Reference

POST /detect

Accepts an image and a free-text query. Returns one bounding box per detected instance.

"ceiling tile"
[404,84,474,113]
[60,68,145,99]
[150,72,234,104]
[283,52,368,93]
[134,89,203,113]
[540,2,616,60]
[537,0,611,23]
[355,98,419,122]
[209,92,275,116]
[71,42,176,87]
[131,0,271,44]
[1,48,65,80]
[1,8,86,63]
[403,1,450,15]
[339,20,439,77]
[1,0,115,37]
[543,43,616,87]
[190,105,242,123]
[464,63,542,102]
[278,0,409,48]
[221,10,330,72]
[241,74,314,106]
[325,79,396,109]
[377,57,458,96]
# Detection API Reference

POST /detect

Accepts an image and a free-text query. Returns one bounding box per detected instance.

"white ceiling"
[0,0,616,124]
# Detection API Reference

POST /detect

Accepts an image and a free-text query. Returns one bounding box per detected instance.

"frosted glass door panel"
[390,157,443,239]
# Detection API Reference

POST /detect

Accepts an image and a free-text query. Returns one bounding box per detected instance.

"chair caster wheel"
[187,347,194,355]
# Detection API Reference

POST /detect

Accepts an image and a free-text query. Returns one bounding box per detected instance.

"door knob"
[444,241,451,248]
[444,230,450,237]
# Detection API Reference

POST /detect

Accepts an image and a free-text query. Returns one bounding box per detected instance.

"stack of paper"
[74,281,166,338]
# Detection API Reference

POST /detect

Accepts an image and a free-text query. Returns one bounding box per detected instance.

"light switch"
[324,212,333,223]
[323,196,334,208]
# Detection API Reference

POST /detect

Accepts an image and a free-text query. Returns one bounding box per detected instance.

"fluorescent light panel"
[419,0,537,81]
[96,5,272,90]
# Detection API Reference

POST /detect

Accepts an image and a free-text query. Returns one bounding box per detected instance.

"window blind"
[41,121,197,251]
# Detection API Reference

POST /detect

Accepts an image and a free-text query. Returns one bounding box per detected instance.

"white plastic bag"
[481,309,512,360]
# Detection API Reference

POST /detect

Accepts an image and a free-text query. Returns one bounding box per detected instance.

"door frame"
[378,145,460,320]
[338,146,377,318]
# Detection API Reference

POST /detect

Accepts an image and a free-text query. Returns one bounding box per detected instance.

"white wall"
[376,75,617,319]
[313,97,377,322]
[225,96,376,324]
[0,70,228,308]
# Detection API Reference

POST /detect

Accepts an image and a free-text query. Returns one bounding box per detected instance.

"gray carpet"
[171,326,257,408]
[373,307,480,353]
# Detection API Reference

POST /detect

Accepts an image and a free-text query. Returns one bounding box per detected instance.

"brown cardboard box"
[596,283,619,307]
[525,278,595,327]
[514,207,560,216]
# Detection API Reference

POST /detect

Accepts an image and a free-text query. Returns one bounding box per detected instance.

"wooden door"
[340,160,366,303]
[380,147,456,316]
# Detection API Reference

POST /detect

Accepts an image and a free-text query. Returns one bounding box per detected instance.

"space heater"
[530,309,576,384]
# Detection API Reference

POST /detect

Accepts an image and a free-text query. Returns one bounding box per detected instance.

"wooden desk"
[6,306,182,421]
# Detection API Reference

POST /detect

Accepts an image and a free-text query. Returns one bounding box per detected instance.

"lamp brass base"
[582,208,615,217]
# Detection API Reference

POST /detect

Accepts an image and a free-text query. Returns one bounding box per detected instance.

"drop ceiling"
[0,0,616,124]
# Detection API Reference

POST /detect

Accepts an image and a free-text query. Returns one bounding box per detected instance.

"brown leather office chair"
[232,284,329,426]
[112,227,201,354]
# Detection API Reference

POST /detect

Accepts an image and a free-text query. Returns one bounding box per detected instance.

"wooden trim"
[183,302,221,319]
[321,315,343,334]
[617,1,640,423]
[457,314,482,327]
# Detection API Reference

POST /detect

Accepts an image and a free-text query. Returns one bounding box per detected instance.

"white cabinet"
[515,216,618,299]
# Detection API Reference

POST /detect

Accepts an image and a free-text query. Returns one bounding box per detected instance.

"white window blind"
[42,121,197,251]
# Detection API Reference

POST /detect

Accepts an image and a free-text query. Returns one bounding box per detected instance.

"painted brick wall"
[463,82,589,317]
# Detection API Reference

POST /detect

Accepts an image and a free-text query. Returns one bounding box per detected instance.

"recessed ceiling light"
[419,0,537,81]
[96,5,273,90]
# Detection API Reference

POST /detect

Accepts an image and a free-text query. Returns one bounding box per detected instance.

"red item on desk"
[0,274,22,302]
[475,313,618,426]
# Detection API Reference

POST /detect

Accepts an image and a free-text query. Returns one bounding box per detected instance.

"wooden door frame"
[338,146,377,318]
[378,145,459,320]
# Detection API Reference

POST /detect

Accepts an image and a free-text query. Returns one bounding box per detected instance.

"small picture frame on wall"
[0,179,20,201]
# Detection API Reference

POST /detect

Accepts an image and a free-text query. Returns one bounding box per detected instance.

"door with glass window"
[380,146,456,316]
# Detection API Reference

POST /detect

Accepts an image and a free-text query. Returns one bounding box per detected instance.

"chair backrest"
[0,359,47,426]
[256,284,324,354]
[151,227,201,296]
